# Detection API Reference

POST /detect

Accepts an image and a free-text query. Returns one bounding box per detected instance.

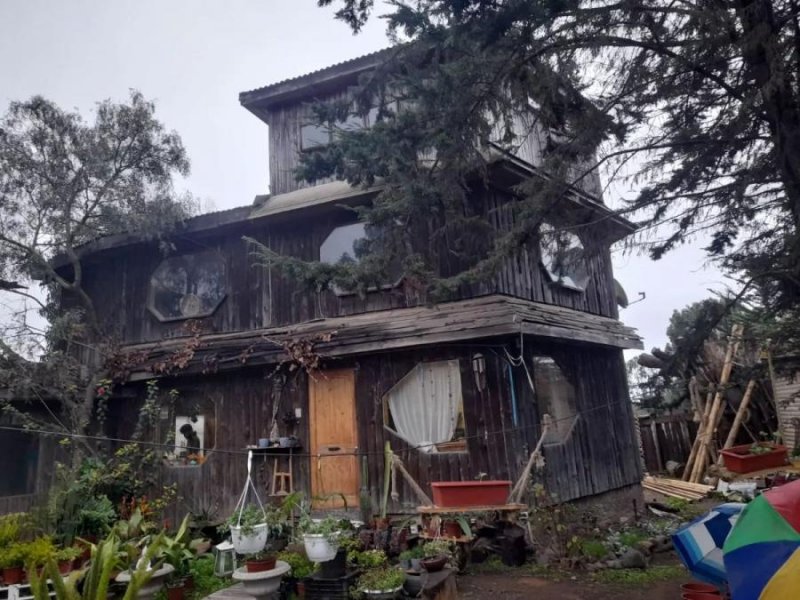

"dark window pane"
[148,251,227,322]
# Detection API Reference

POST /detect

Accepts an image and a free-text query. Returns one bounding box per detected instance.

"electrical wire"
[0,396,633,460]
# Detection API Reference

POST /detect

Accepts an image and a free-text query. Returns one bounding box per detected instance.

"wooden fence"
[638,414,698,474]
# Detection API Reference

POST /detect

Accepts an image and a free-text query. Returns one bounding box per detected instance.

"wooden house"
[34,50,644,520]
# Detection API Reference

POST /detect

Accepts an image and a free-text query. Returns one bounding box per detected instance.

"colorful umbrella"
[723,479,800,599]
[672,502,744,585]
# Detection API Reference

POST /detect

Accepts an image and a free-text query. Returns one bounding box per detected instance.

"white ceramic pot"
[230,523,269,554]
[362,586,403,599]
[116,564,174,600]
[303,532,340,563]
[232,561,290,600]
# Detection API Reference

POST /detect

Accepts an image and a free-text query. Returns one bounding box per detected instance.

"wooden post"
[689,324,743,483]
[683,385,715,481]
[650,420,664,473]
[716,379,757,464]
[509,415,551,504]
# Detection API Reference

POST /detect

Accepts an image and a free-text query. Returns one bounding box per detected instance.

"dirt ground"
[458,572,684,600]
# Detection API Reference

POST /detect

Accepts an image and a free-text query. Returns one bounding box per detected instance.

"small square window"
[300,123,330,150]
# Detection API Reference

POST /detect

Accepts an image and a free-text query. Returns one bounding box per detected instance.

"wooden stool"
[270,456,293,496]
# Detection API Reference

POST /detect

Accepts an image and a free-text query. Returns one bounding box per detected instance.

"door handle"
[318,445,357,455]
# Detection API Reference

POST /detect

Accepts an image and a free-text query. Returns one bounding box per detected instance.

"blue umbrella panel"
[672,502,745,585]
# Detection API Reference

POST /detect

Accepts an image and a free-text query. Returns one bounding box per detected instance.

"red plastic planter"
[431,480,511,507]
[720,443,789,474]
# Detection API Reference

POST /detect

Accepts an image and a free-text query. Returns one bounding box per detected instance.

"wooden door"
[309,369,359,509]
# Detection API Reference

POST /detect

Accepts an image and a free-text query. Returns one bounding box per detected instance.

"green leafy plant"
[159,516,195,582]
[0,513,25,547]
[78,495,117,538]
[0,542,26,569]
[56,546,81,562]
[24,537,58,567]
[188,555,232,598]
[220,506,266,537]
[299,514,343,542]
[276,551,316,579]
[398,546,425,561]
[355,567,405,593]
[749,443,773,455]
[422,539,453,559]
[28,532,164,600]
[349,549,387,569]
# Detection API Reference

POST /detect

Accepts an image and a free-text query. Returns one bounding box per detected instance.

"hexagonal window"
[320,222,402,295]
[147,251,227,322]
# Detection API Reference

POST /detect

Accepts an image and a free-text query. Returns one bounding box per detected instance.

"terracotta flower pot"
[681,583,720,595]
[2,566,24,585]
[166,584,185,600]
[245,556,277,572]
[58,560,73,575]
[296,581,306,599]
[442,521,462,538]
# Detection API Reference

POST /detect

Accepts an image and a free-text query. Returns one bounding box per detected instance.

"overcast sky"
[0,0,730,354]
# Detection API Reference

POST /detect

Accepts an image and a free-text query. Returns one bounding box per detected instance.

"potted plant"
[299,515,343,563]
[55,546,81,575]
[24,537,57,577]
[244,550,277,573]
[277,551,316,598]
[720,442,789,473]
[355,567,405,599]
[221,506,269,555]
[420,540,452,573]
[398,546,424,571]
[0,542,26,584]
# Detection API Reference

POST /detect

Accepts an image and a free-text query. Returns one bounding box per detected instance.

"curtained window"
[384,360,466,453]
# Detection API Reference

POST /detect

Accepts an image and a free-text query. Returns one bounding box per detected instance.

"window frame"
[319,221,404,296]
[532,354,579,446]
[538,223,590,292]
[382,359,467,454]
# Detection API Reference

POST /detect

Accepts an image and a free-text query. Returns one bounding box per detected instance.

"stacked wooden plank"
[642,475,713,500]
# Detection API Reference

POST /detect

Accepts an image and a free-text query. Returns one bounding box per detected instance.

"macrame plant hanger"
[233,450,267,526]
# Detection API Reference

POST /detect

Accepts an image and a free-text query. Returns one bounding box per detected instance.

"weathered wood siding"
[107,338,640,521]
[76,186,618,346]
[637,414,698,474]
[267,92,602,198]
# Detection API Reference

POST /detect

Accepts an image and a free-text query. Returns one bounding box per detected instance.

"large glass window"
[539,223,589,291]
[147,251,227,322]
[383,360,466,453]
[320,223,366,265]
[533,356,578,444]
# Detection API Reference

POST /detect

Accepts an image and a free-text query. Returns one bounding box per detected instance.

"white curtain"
[387,360,461,451]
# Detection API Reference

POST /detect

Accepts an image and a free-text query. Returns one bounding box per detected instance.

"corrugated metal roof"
[239,47,394,106]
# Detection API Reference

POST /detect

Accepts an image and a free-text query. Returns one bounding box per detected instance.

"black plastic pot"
[318,548,347,579]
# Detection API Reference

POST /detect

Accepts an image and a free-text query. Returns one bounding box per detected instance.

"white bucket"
[230,523,269,554]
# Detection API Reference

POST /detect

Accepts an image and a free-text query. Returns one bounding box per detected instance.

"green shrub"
[276,551,316,579]
[356,567,405,593]
[580,539,609,560]
[0,542,27,569]
[0,513,25,547]
[187,556,232,599]
[24,538,58,567]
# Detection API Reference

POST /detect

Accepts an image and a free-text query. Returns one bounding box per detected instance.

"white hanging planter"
[303,532,341,563]
[230,523,269,554]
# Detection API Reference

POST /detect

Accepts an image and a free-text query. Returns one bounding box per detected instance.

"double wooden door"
[309,369,359,509]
